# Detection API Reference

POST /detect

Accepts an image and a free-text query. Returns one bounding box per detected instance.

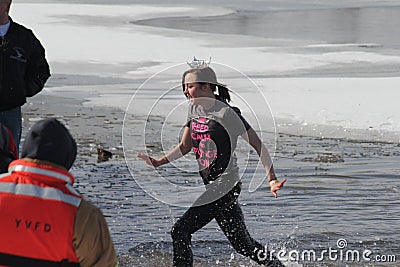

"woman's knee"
[171,220,189,241]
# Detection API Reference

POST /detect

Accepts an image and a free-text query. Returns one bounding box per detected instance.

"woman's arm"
[241,127,286,198]
[137,126,192,168]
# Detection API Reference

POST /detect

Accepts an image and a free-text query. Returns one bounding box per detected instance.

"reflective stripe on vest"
[9,164,73,184]
[0,182,81,207]
[7,163,81,197]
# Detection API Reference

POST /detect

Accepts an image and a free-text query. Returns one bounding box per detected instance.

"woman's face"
[183,72,205,104]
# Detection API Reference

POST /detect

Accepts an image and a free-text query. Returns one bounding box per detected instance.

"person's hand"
[270,179,286,198]
[137,153,160,167]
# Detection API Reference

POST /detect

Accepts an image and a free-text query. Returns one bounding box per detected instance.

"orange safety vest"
[0,160,82,267]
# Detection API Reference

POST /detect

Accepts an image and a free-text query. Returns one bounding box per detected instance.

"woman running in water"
[138,65,286,267]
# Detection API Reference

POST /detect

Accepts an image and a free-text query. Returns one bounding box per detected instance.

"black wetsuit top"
[186,97,250,184]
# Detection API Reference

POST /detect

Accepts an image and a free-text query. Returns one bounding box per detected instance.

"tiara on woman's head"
[187,57,212,69]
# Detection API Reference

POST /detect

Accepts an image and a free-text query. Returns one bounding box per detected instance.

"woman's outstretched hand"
[137,152,160,167]
[270,179,287,198]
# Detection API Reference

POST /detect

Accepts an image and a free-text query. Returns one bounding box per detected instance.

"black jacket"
[0,17,50,111]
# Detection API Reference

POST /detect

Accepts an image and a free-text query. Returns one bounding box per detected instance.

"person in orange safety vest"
[0,118,118,267]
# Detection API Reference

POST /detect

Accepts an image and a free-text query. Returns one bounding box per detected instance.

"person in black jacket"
[0,0,51,149]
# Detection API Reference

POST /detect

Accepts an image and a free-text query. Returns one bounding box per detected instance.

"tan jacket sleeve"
[73,199,118,267]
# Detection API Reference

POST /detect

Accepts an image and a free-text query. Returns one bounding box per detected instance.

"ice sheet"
[12,3,400,142]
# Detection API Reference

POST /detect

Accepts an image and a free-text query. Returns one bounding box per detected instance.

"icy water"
[135,6,400,50]
[22,99,400,266]
[117,115,400,266]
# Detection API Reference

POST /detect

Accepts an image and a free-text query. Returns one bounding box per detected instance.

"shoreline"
[22,94,125,152]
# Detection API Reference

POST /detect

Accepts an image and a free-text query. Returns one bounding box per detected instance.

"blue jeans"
[0,107,22,152]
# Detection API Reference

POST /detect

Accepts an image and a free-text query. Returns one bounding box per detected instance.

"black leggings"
[171,183,283,267]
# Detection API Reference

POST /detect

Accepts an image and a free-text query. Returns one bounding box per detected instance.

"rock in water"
[97,148,113,163]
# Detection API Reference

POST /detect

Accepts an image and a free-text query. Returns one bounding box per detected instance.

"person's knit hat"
[21,118,77,170]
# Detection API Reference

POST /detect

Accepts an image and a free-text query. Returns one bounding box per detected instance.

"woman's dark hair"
[182,67,231,103]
